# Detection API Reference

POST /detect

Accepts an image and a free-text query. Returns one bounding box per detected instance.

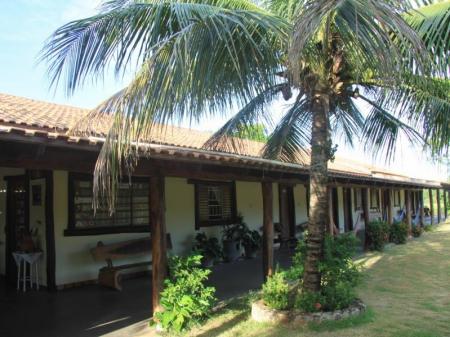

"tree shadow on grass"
[195,311,249,337]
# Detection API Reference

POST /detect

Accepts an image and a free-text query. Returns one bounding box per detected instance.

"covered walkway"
[0,251,292,337]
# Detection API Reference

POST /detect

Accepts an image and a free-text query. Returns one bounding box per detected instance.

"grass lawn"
[181,222,450,337]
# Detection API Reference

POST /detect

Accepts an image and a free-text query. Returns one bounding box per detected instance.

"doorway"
[343,188,353,232]
[279,184,296,247]
[5,175,29,285]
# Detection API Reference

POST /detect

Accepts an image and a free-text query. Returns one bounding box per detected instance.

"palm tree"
[41,0,450,293]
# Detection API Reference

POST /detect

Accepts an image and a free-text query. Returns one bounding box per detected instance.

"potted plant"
[242,229,262,259]
[193,233,222,268]
[222,214,248,262]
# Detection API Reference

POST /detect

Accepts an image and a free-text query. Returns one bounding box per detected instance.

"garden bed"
[251,299,366,324]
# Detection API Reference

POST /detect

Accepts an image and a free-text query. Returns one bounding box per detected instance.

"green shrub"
[296,290,324,312]
[389,222,408,244]
[321,281,356,310]
[295,234,361,312]
[154,254,216,332]
[411,225,423,238]
[367,221,390,251]
[283,238,306,281]
[262,271,290,310]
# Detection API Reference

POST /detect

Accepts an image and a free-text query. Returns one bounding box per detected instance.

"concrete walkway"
[0,250,292,337]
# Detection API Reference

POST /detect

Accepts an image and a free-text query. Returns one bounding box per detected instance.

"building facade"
[0,93,448,310]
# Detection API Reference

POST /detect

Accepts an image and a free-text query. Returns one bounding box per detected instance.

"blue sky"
[0,0,447,180]
[0,0,121,108]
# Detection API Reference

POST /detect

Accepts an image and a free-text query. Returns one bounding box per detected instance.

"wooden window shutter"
[194,181,236,228]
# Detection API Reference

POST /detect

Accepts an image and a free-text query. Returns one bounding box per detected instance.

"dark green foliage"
[154,255,216,332]
[367,221,390,251]
[283,237,306,281]
[242,229,262,251]
[296,234,361,312]
[411,225,423,238]
[222,214,248,242]
[232,124,268,142]
[319,234,361,310]
[295,290,324,312]
[390,222,409,244]
[320,281,357,311]
[262,271,290,310]
[193,232,222,261]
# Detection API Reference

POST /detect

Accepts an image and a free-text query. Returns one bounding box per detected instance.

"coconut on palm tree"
[41,0,450,294]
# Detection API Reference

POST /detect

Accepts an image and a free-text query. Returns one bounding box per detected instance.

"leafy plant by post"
[193,232,222,266]
[154,254,216,333]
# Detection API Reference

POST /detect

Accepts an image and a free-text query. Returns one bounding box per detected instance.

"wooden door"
[5,175,29,285]
[279,185,295,246]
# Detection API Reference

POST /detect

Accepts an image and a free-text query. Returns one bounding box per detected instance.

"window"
[354,188,362,211]
[193,180,236,228]
[393,190,401,207]
[370,189,380,209]
[66,173,150,235]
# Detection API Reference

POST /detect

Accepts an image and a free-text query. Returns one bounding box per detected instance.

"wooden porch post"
[44,170,56,291]
[405,190,412,235]
[429,189,434,225]
[437,189,442,223]
[150,175,168,315]
[387,189,393,225]
[362,187,370,249]
[262,182,274,280]
[420,190,425,227]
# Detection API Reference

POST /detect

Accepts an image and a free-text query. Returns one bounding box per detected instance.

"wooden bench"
[90,234,172,291]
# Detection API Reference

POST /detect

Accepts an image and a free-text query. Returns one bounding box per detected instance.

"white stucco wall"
[0,167,26,276]
[350,188,365,230]
[165,177,196,256]
[236,181,263,230]
[293,184,308,225]
[369,188,383,221]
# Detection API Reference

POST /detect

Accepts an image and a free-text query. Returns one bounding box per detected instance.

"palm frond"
[262,95,311,163]
[40,0,287,95]
[331,94,364,147]
[203,83,287,153]
[262,0,306,21]
[289,0,431,86]
[366,75,450,155]
[406,0,450,76]
[42,0,288,211]
[360,94,424,162]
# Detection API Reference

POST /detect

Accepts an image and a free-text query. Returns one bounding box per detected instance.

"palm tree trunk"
[303,89,330,292]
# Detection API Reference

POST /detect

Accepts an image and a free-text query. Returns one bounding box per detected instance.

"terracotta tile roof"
[0,92,444,187]
[0,92,266,157]
[0,93,90,131]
